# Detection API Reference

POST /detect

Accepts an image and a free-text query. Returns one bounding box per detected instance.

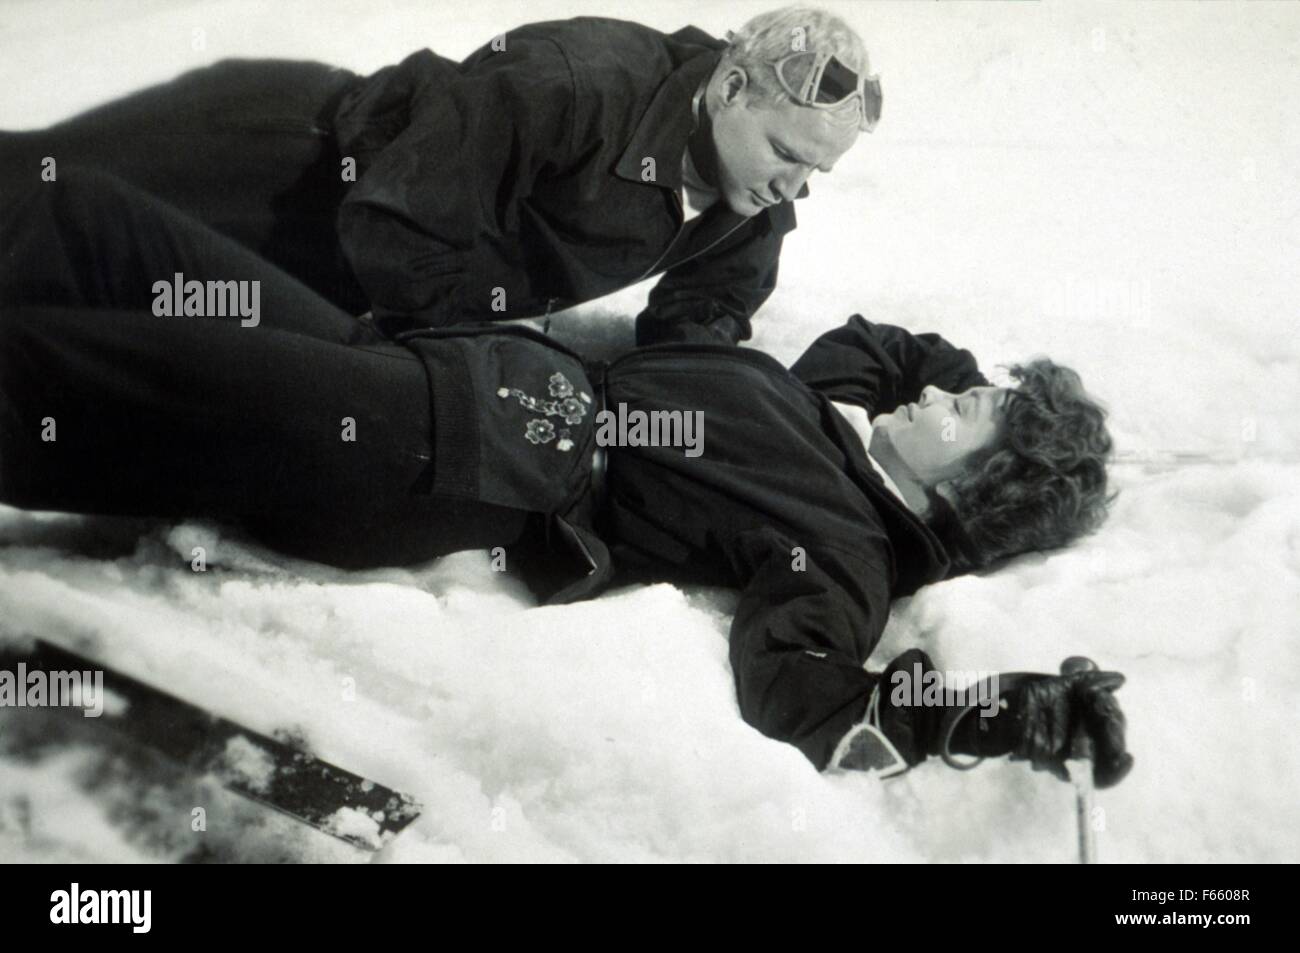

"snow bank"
[1,0,1297,862]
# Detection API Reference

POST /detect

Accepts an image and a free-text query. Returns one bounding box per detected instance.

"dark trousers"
[0,58,369,315]
[0,169,529,568]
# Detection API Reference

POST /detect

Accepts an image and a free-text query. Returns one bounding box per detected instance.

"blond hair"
[723,6,870,116]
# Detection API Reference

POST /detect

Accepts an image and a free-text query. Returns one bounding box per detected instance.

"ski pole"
[1061,656,1097,864]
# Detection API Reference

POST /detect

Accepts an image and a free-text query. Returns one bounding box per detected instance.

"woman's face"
[872,385,1012,486]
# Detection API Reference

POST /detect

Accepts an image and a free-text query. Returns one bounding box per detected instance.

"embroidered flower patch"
[497,371,591,453]
[525,419,555,444]
[548,373,573,398]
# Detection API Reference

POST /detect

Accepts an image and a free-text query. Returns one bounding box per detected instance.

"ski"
[0,639,421,851]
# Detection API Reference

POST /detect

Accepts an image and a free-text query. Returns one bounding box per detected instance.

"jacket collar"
[614,48,719,191]
[816,395,951,596]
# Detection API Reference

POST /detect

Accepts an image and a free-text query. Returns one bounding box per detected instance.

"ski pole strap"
[938,672,1034,770]
[940,703,986,771]
[828,681,910,776]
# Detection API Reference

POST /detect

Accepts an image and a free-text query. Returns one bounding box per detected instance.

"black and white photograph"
[0,0,1295,889]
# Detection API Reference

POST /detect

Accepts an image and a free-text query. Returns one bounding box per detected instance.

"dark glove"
[1008,670,1134,789]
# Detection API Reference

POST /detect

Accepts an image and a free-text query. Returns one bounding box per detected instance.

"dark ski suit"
[0,170,1008,774]
[0,17,802,346]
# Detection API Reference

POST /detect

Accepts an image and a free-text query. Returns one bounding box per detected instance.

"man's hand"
[1009,669,1134,789]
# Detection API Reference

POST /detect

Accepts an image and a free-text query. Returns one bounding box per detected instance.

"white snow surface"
[1,0,1297,862]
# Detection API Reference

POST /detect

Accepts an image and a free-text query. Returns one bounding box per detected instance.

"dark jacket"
[332,17,802,345]
[400,315,988,769]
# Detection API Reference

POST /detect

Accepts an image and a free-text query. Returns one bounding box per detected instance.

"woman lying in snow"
[0,170,1132,786]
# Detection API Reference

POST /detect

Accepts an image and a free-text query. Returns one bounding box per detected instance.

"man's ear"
[717,66,750,107]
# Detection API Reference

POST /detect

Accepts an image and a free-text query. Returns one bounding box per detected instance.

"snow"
[322,806,383,845]
[213,735,278,795]
[1,0,1298,862]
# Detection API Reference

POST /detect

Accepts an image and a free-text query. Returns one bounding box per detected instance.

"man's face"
[872,385,1012,485]
[709,69,860,216]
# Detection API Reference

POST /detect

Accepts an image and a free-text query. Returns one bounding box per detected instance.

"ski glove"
[1003,669,1134,789]
[835,650,1134,789]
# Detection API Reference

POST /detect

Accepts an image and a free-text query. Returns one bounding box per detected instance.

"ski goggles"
[771,50,882,132]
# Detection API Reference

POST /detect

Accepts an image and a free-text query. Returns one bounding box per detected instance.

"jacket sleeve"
[634,210,789,346]
[789,314,989,411]
[725,525,893,770]
[332,41,578,327]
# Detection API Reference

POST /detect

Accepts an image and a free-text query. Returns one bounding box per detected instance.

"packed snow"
[0,0,1297,862]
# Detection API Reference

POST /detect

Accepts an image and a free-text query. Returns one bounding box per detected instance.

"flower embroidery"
[525,419,555,445]
[498,371,591,453]
[559,397,586,425]
[548,373,573,398]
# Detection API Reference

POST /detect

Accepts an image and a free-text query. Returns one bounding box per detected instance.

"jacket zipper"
[635,188,749,282]
[633,190,687,282]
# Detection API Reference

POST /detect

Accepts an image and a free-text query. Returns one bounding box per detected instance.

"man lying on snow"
[0,7,878,346]
[0,171,1132,787]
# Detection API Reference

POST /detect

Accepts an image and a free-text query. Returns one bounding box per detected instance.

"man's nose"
[770,167,812,204]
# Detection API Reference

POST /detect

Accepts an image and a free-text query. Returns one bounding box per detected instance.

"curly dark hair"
[930,360,1115,573]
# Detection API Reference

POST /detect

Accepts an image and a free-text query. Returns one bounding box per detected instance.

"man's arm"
[332,40,578,328]
[789,314,989,410]
[634,208,791,346]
